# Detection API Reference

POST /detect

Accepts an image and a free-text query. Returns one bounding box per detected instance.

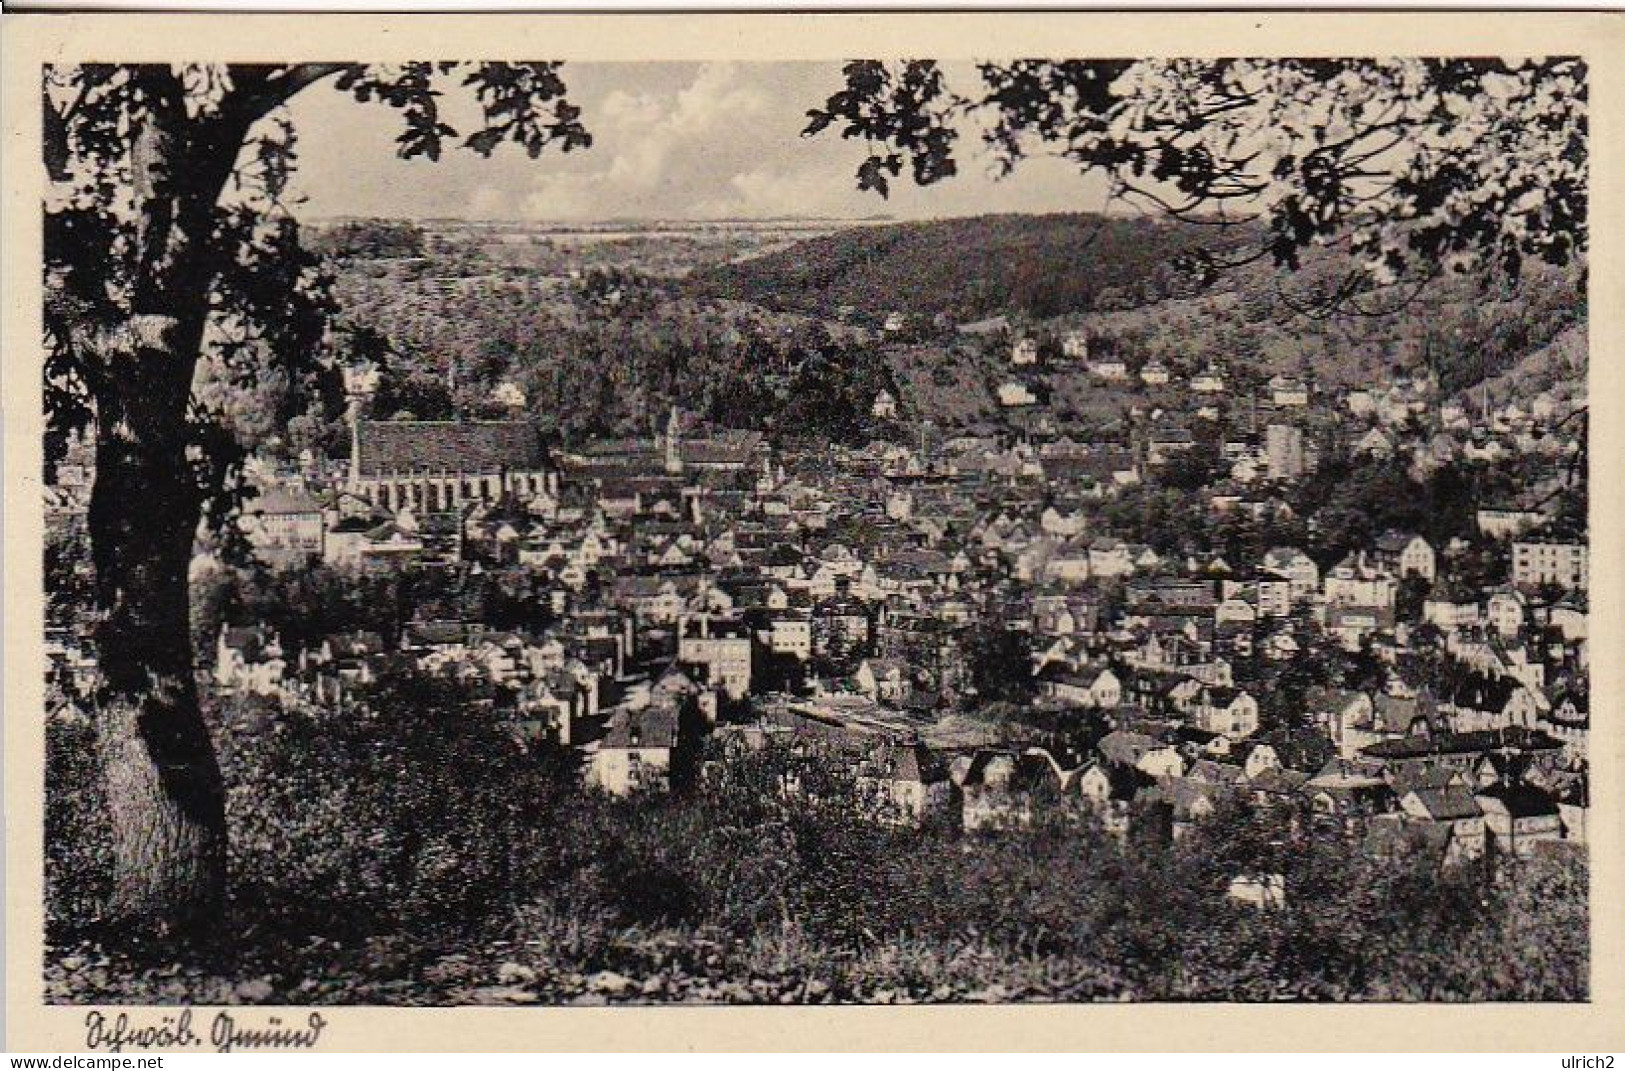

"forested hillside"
[686,213,1254,322]
[258,214,1585,461]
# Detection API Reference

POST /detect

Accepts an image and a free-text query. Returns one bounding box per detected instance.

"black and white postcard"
[4,10,1624,1053]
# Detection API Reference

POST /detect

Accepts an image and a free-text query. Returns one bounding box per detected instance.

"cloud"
[698,159,860,219]
[521,63,787,220]
[465,184,513,220]
[283,60,1111,223]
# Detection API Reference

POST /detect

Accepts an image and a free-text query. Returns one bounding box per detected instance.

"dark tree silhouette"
[806,59,1586,305]
[44,62,589,941]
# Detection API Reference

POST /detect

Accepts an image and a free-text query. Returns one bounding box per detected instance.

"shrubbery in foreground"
[45,674,1588,1004]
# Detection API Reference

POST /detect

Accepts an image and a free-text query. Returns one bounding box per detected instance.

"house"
[855,657,911,704]
[1355,427,1395,459]
[1010,337,1040,366]
[403,619,479,662]
[1239,742,1282,780]
[616,576,689,624]
[1098,730,1185,780]
[1443,671,1542,733]
[1512,540,1588,592]
[1245,766,1310,807]
[1308,688,1376,757]
[1326,604,1396,650]
[588,706,680,795]
[1215,597,1256,626]
[1373,693,1437,740]
[1146,424,1196,465]
[1155,776,1225,839]
[676,614,753,699]
[1254,575,1293,618]
[1043,541,1093,583]
[1038,664,1122,708]
[1140,361,1171,386]
[1486,589,1527,636]
[1090,356,1130,382]
[1345,388,1377,418]
[1261,629,1300,661]
[1265,423,1306,479]
[1268,375,1309,407]
[215,625,287,696]
[1305,757,1396,821]
[482,380,525,410]
[1128,544,1163,571]
[1227,874,1286,910]
[1261,547,1319,599]
[1039,503,1088,537]
[1546,599,1587,642]
[1061,330,1091,361]
[997,380,1038,408]
[1323,553,1397,609]
[1088,538,1136,578]
[324,516,426,567]
[1423,592,1482,632]
[1074,761,1156,836]
[1477,506,1546,541]
[1195,687,1260,740]
[1191,368,1226,394]
[956,750,1058,831]
[871,389,899,420]
[759,610,813,661]
[302,629,387,693]
[1474,784,1563,858]
[1187,757,1246,788]
[865,743,953,824]
[1541,692,1589,761]
[1555,778,1589,843]
[1398,786,1486,862]
[1373,531,1436,584]
[240,488,324,566]
[1031,594,1100,637]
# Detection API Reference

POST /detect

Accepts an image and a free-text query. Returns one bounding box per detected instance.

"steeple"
[664,404,683,475]
[341,361,379,489]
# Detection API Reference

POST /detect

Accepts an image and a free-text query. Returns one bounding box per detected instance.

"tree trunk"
[89,342,223,942]
[82,81,245,943]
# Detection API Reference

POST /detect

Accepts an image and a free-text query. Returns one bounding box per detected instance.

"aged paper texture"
[4,10,1624,1052]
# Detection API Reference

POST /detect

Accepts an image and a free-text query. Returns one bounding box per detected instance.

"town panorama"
[42,58,1589,1007]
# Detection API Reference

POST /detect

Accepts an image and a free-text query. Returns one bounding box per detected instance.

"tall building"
[1266,423,1305,480]
[1512,541,1589,592]
[663,404,683,475]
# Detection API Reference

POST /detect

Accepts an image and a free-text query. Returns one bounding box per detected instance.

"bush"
[219,671,579,948]
[48,695,1589,1004]
[45,702,111,943]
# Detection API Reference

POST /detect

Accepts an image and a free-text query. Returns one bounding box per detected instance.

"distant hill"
[1471,323,1587,410]
[321,211,1584,446]
[685,213,1255,322]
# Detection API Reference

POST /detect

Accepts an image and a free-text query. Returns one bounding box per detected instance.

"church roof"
[356,420,545,477]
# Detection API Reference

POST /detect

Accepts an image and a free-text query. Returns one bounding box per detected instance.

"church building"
[341,359,557,513]
[349,419,556,513]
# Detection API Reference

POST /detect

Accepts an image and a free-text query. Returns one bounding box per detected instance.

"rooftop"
[356,420,546,477]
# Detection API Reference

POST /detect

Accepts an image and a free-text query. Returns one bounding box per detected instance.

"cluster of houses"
[45,319,1589,881]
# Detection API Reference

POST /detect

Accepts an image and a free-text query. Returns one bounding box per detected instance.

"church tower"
[342,361,379,489]
[664,404,683,475]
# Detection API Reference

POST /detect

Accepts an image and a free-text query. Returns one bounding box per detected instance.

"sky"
[282,61,1115,222]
